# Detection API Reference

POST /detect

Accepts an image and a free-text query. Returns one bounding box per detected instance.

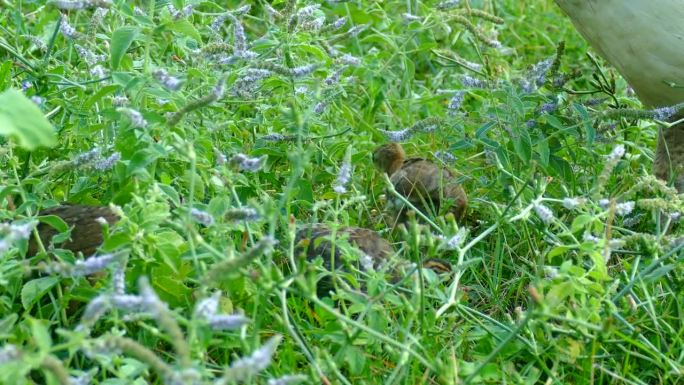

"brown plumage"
[28,204,120,256]
[296,224,452,297]
[373,143,468,223]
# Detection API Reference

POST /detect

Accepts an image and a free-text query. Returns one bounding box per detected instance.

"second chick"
[296,224,452,297]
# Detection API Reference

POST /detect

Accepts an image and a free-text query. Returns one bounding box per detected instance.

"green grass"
[0,0,682,384]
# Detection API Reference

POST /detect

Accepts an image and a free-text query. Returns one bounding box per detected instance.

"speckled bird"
[28,204,120,256]
[296,223,452,297]
[373,143,468,224]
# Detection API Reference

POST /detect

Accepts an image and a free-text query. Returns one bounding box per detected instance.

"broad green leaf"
[295,179,314,203]
[21,277,59,310]
[36,214,69,234]
[0,185,21,205]
[119,358,148,379]
[28,317,52,354]
[157,184,181,207]
[0,60,12,89]
[512,130,532,163]
[342,346,366,375]
[549,155,573,181]
[573,102,595,145]
[126,148,160,177]
[0,89,56,150]
[293,44,328,61]
[111,26,139,70]
[450,139,476,151]
[111,72,135,88]
[508,94,524,117]
[542,114,565,131]
[546,281,574,308]
[151,262,192,306]
[475,121,496,138]
[588,250,608,279]
[167,19,201,42]
[547,245,572,260]
[102,232,132,251]
[152,230,186,267]
[83,84,119,110]
[643,264,676,282]
[0,313,18,336]
[571,214,594,233]
[536,133,550,166]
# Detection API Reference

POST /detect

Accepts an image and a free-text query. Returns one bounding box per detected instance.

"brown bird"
[553,0,684,191]
[295,224,452,297]
[373,143,468,224]
[28,204,120,256]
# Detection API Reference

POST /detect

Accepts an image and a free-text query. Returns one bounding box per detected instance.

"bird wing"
[345,227,394,263]
[390,159,466,217]
[296,225,394,270]
[391,159,439,199]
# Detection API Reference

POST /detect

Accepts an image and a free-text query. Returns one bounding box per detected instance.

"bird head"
[372,143,406,175]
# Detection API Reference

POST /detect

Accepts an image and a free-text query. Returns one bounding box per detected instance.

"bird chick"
[295,223,452,297]
[372,143,468,223]
[28,203,120,256]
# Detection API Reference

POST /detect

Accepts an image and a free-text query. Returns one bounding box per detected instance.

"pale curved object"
[555,0,684,107]
[555,0,684,190]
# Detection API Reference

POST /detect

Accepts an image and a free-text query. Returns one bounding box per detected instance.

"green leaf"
[36,214,69,234]
[293,44,328,61]
[547,245,571,260]
[588,250,608,279]
[546,281,574,307]
[512,130,532,163]
[83,84,119,110]
[342,346,366,375]
[102,231,131,251]
[536,134,550,166]
[152,230,186,267]
[475,121,496,138]
[111,72,135,88]
[508,94,524,117]
[28,317,52,353]
[541,114,565,131]
[573,102,595,145]
[0,185,22,205]
[111,26,139,70]
[643,264,676,282]
[167,19,201,42]
[0,313,18,336]
[450,139,476,151]
[157,184,181,207]
[549,155,573,181]
[21,277,59,310]
[126,148,160,177]
[0,89,56,150]
[151,262,192,306]
[571,214,594,233]
[295,179,314,203]
[0,60,12,89]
